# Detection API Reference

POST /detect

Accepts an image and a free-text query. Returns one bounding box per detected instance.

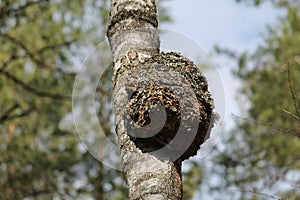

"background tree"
[213,0,300,199]
[0,1,106,199]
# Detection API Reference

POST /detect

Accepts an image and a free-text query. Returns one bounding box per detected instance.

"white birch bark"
[107,1,215,199]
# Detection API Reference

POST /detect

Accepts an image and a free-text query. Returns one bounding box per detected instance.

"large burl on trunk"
[107,0,215,199]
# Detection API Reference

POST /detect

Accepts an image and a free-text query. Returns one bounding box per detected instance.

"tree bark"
[107,0,215,199]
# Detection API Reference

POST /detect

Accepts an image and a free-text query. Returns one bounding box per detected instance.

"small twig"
[232,114,300,138]
[0,107,35,123]
[287,62,300,118]
[229,188,283,200]
[0,1,10,24]
[7,107,35,120]
[0,54,18,71]
[0,68,70,100]
[0,0,49,20]
[291,184,300,190]
[0,33,73,75]
[0,103,36,123]
[0,103,20,122]
[32,40,75,54]
[0,33,53,69]
[282,108,300,120]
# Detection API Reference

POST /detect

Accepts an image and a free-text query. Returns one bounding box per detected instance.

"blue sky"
[161,0,283,51]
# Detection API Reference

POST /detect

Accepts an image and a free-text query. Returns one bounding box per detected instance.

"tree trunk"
[107,0,215,199]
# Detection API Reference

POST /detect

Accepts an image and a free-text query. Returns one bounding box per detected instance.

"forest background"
[0,0,299,199]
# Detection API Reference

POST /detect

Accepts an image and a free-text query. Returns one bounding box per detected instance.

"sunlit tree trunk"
[107,0,214,199]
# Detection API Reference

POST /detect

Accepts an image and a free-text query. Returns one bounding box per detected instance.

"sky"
[161,0,284,52]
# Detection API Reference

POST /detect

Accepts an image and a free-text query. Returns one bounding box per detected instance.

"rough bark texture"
[108,0,159,61]
[107,0,215,199]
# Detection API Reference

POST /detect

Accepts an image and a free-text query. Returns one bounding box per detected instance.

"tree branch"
[0,54,18,71]
[0,33,74,75]
[287,62,300,118]
[0,0,49,20]
[0,68,70,100]
[282,108,300,120]
[0,33,53,69]
[291,184,300,190]
[230,188,282,200]
[0,107,36,123]
[0,103,20,122]
[32,40,75,54]
[233,114,300,138]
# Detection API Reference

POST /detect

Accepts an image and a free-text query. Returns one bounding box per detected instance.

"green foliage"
[216,2,300,199]
[1,1,203,200]
[235,0,300,7]
[0,0,106,199]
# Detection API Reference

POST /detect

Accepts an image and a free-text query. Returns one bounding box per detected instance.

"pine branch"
[282,108,300,120]
[0,33,53,69]
[0,103,20,122]
[0,0,49,20]
[230,188,283,200]
[32,40,76,54]
[287,62,300,118]
[0,107,35,123]
[0,54,18,71]
[232,114,300,138]
[0,33,73,75]
[291,184,300,190]
[0,68,70,100]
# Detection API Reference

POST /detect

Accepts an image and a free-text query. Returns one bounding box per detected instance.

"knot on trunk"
[113,51,216,161]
